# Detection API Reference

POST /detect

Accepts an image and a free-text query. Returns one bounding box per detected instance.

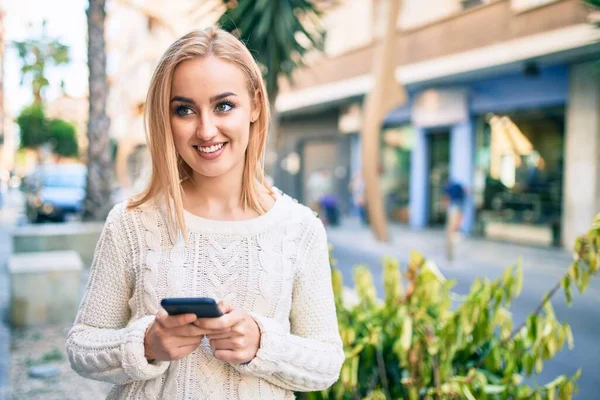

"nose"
[196,113,218,140]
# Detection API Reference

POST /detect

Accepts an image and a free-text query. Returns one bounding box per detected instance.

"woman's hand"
[144,309,230,361]
[194,302,261,364]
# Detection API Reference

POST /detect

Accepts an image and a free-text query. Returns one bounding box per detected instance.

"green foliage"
[584,0,600,28]
[15,104,79,158]
[309,216,600,400]
[584,0,600,9]
[218,0,329,100]
[16,104,49,149]
[49,119,79,158]
[25,347,64,367]
[12,20,70,103]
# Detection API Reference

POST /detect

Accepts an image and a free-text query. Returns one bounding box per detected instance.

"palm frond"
[218,0,333,102]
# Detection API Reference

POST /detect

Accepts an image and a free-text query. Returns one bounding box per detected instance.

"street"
[327,218,600,400]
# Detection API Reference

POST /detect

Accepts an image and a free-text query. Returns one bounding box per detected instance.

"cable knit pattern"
[66,191,344,399]
[140,208,161,316]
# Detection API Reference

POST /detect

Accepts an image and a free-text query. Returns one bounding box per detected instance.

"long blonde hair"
[128,27,272,240]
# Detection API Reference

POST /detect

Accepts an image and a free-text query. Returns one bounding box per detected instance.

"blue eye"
[215,101,234,113]
[175,105,193,117]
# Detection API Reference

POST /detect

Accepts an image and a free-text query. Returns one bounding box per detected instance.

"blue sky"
[4,0,88,115]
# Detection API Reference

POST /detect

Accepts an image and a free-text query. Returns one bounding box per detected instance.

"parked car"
[24,164,87,223]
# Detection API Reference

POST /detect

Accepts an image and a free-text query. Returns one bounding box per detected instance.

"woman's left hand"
[193,301,261,364]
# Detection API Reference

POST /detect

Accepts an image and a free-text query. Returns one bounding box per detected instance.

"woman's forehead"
[171,56,247,97]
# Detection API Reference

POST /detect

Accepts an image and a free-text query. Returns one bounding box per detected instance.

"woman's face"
[170,56,260,180]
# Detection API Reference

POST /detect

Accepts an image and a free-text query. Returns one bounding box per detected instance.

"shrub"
[305,217,600,400]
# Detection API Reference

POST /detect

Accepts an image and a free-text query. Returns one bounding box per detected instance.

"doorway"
[428,130,450,226]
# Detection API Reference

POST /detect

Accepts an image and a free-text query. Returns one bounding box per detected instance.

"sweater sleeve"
[66,206,169,384]
[234,217,344,392]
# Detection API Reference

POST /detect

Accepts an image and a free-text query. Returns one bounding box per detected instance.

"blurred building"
[274,0,600,248]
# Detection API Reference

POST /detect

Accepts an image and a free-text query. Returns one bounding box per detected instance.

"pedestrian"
[443,180,466,261]
[66,27,344,399]
[350,170,367,225]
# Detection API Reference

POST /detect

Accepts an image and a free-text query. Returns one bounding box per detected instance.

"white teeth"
[197,143,224,153]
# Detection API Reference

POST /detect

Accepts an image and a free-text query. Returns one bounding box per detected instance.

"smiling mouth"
[193,143,227,154]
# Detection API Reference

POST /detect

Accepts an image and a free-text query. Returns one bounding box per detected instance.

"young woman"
[66,27,344,399]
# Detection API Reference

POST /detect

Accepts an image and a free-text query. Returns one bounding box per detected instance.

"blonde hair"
[128,27,272,240]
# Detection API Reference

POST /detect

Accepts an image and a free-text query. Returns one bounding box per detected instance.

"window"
[381,125,414,223]
[474,108,565,246]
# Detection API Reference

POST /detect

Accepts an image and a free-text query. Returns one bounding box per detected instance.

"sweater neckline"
[178,188,288,235]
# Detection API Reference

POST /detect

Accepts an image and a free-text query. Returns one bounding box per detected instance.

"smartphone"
[160,297,223,318]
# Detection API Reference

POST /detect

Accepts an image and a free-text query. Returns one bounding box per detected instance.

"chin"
[189,159,239,179]
[197,170,228,179]
[191,165,230,179]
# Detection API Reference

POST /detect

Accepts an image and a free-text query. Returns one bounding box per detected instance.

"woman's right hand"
[144,309,231,361]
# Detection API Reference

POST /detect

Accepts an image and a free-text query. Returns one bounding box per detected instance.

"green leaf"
[383,257,402,304]
[400,317,413,351]
[462,385,477,400]
[565,324,574,349]
[559,381,574,400]
[514,263,524,296]
[581,269,591,293]
[483,384,507,394]
[562,276,573,305]
[524,354,534,375]
[543,301,556,320]
[535,357,544,374]
[527,314,538,342]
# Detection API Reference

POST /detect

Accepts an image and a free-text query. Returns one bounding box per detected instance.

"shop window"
[474,108,565,246]
[380,125,414,223]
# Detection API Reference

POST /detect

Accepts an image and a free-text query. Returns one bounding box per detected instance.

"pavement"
[326,217,600,399]
[0,189,25,400]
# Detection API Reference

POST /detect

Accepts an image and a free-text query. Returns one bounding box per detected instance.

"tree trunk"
[361,0,406,241]
[84,0,112,221]
[33,90,42,105]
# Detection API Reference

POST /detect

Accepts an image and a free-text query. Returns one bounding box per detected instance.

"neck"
[184,165,245,216]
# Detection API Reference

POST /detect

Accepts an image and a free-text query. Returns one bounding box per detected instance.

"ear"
[250,90,262,123]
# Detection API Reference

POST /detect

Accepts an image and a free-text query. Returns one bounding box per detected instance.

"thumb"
[218,301,234,315]
[156,308,169,324]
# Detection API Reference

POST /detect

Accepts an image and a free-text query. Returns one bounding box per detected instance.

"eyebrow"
[170,96,195,105]
[210,92,237,103]
[169,92,237,105]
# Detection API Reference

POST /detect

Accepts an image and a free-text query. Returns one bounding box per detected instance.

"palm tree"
[585,0,600,10]
[84,0,112,221]
[12,21,70,105]
[218,0,333,173]
[584,0,600,28]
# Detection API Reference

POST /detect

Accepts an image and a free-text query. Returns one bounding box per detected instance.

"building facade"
[274,0,600,248]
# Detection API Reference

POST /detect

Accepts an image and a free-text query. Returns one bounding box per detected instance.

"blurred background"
[0,0,599,399]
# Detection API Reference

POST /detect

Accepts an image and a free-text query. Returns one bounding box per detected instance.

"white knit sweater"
[66,191,344,399]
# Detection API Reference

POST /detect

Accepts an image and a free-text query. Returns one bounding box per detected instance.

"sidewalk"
[0,189,25,400]
[326,217,574,281]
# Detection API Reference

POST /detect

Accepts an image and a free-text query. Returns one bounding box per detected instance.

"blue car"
[25,164,87,223]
